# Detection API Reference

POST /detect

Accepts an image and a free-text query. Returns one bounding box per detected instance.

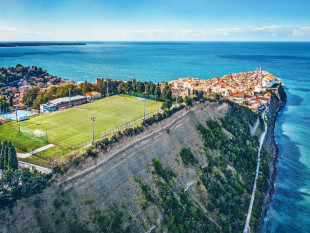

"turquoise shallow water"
[0,42,310,232]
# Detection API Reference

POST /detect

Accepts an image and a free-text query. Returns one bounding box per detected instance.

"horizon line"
[1,40,310,43]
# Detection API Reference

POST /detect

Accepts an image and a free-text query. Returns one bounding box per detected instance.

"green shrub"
[179,147,197,166]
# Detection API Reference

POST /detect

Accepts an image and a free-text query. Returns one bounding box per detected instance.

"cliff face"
[254,85,286,229]
[244,84,286,232]
[264,85,286,177]
[0,100,271,233]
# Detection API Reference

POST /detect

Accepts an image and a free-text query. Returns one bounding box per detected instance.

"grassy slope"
[0,123,47,151]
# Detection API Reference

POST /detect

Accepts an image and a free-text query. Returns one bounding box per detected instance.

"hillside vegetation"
[0,99,276,233]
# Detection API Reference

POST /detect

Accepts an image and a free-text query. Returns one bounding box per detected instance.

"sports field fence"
[71,108,162,150]
[9,107,162,162]
[33,148,73,160]
[31,107,161,160]
[131,92,156,101]
[0,135,29,152]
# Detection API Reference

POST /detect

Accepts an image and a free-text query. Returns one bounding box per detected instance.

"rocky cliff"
[0,96,284,233]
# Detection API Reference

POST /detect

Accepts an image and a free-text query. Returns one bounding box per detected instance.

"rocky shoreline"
[259,85,287,232]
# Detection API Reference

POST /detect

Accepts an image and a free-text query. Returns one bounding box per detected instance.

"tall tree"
[165,100,172,109]
[9,96,13,107]
[135,82,145,93]
[177,96,184,104]
[8,144,18,170]
[0,142,3,170]
[117,82,126,94]
[125,81,133,93]
[146,83,156,95]
[94,79,105,94]
[155,86,161,98]
[0,99,8,112]
[22,87,40,107]
[162,86,172,100]
[2,141,8,170]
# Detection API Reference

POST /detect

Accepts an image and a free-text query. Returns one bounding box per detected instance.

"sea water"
[0,41,309,232]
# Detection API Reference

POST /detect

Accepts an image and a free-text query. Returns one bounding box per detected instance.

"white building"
[222,90,229,97]
[174,81,184,89]
[184,82,192,89]
[17,115,28,121]
[211,85,221,93]
[262,75,276,87]
[230,97,244,104]
[254,85,265,92]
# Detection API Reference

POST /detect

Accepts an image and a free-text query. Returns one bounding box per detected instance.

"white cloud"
[181,29,205,36]
[253,26,283,31]
[121,29,170,38]
[181,28,241,37]
[293,30,304,36]
[0,25,53,41]
[0,24,309,41]
[212,28,241,35]
[179,25,310,40]
[0,26,52,36]
[246,25,310,37]
[291,27,310,36]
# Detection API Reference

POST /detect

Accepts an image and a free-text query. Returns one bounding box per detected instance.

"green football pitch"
[16,95,161,148]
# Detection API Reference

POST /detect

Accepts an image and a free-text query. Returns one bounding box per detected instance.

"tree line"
[23,79,172,109]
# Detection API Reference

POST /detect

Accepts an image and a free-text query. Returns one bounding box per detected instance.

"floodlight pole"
[107,81,109,97]
[91,117,96,145]
[142,99,146,120]
[15,104,18,122]
[69,88,72,107]
[175,88,178,107]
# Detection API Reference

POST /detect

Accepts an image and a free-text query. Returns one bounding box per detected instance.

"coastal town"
[167,67,279,111]
[0,65,280,118]
[0,65,73,110]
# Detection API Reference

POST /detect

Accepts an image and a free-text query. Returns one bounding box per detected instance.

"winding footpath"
[243,110,267,233]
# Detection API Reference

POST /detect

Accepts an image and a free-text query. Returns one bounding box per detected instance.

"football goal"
[19,125,48,143]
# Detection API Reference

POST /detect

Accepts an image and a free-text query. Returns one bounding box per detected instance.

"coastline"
[259,85,287,232]
[0,42,86,47]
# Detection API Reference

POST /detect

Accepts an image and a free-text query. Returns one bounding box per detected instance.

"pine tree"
[0,141,3,170]
[7,142,11,169]
[3,141,8,170]
[7,143,12,170]
[155,86,161,98]
[8,145,18,170]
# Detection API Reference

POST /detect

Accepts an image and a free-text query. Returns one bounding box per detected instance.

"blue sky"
[0,0,309,41]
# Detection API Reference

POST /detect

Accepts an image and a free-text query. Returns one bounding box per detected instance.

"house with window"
[85,91,102,101]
